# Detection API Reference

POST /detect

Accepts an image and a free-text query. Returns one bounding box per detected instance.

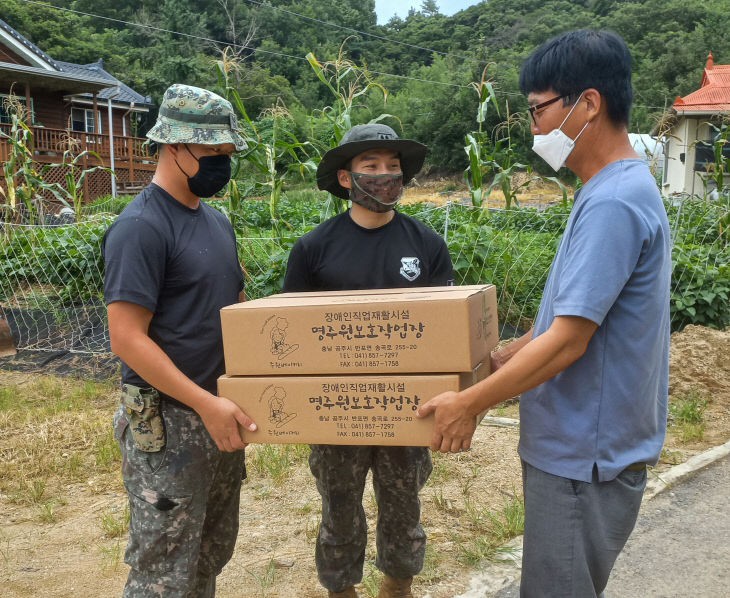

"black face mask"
[175,144,231,198]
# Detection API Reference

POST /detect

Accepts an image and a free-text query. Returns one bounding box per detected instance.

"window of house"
[0,93,35,124]
[694,127,730,171]
[70,107,101,133]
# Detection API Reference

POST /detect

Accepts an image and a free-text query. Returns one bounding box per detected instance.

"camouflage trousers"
[113,391,245,598]
[309,444,432,592]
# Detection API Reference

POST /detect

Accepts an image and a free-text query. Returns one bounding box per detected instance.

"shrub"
[670,242,730,331]
[0,216,113,302]
[83,194,134,216]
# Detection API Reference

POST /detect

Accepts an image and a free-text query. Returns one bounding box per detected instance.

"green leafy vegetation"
[1,192,728,332]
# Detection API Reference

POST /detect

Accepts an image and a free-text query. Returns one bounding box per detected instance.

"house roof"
[0,62,114,94]
[672,52,730,113]
[56,60,152,106]
[0,18,59,70]
[0,18,151,106]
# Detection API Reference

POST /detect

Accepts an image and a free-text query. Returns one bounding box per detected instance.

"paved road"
[605,455,729,598]
[462,456,729,598]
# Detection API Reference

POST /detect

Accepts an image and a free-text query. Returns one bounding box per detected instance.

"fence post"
[443,200,451,243]
[129,138,135,183]
[82,138,89,202]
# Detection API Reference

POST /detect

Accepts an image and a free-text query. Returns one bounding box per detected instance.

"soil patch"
[662,325,730,460]
[401,175,569,209]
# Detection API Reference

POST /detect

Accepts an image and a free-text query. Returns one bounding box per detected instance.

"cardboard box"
[221,285,497,375]
[218,361,490,446]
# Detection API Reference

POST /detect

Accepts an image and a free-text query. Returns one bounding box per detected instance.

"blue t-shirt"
[519,159,671,483]
[102,184,244,395]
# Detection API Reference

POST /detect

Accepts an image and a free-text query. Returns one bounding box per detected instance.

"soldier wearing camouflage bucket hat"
[282,124,454,598]
[101,84,256,598]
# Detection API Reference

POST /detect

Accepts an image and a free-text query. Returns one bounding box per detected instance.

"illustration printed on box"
[261,315,300,361]
[260,385,297,428]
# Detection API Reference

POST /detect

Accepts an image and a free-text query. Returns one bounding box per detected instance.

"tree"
[421,1,440,17]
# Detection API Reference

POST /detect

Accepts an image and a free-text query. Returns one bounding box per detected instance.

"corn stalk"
[216,47,317,236]
[307,40,395,218]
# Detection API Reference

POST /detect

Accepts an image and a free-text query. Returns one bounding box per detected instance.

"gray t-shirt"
[519,159,671,483]
[102,183,244,395]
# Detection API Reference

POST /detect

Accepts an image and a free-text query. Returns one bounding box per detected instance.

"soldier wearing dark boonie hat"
[283,124,454,598]
[102,84,255,597]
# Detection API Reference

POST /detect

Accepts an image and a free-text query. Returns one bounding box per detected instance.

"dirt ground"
[400,173,568,208]
[2,325,729,598]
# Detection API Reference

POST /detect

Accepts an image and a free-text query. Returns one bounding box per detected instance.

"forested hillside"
[4,0,730,170]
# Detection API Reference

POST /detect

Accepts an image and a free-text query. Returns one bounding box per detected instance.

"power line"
[15,0,471,89]
[243,0,488,67]
[13,0,671,108]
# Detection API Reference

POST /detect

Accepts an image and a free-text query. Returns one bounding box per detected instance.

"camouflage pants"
[309,444,432,592]
[113,393,245,598]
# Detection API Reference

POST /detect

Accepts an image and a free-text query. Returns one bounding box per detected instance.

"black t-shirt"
[102,183,244,394]
[282,210,453,292]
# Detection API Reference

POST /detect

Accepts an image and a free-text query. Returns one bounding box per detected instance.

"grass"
[37,499,59,523]
[0,530,10,568]
[246,443,310,486]
[99,539,124,573]
[0,375,120,505]
[99,505,129,539]
[361,561,383,597]
[426,451,449,485]
[669,389,708,442]
[245,558,277,597]
[660,447,683,465]
[452,496,525,565]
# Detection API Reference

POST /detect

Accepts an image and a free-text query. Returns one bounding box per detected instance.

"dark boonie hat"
[146,84,247,151]
[317,124,427,199]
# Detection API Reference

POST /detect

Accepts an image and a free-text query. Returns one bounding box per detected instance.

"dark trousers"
[309,444,432,592]
[114,400,245,598]
[520,460,646,598]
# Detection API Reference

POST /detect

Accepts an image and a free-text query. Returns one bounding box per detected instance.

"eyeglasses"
[527,94,568,125]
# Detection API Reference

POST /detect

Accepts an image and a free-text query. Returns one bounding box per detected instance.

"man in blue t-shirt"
[419,30,670,597]
[102,84,256,597]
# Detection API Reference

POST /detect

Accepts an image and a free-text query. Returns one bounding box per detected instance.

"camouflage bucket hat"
[146,84,247,151]
[316,123,427,199]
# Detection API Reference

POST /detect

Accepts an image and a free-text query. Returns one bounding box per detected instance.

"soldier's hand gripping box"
[217,361,490,446]
[220,285,498,375]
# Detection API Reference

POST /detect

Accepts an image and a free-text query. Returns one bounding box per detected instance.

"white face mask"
[531,92,590,171]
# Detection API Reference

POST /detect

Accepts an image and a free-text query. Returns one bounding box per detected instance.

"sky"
[374,0,481,25]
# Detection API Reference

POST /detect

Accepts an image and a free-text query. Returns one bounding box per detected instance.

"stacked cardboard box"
[218,285,498,446]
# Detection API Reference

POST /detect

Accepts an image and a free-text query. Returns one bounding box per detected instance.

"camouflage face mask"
[348,172,404,213]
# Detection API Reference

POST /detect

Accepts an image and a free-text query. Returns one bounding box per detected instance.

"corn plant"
[464,74,567,211]
[307,41,395,218]
[47,133,113,216]
[215,48,317,236]
[463,70,500,208]
[0,95,58,225]
[1,92,113,225]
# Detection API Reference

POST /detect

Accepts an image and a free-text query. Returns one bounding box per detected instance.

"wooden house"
[0,18,156,203]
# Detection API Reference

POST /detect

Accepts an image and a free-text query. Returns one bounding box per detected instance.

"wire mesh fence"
[1,196,728,356]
